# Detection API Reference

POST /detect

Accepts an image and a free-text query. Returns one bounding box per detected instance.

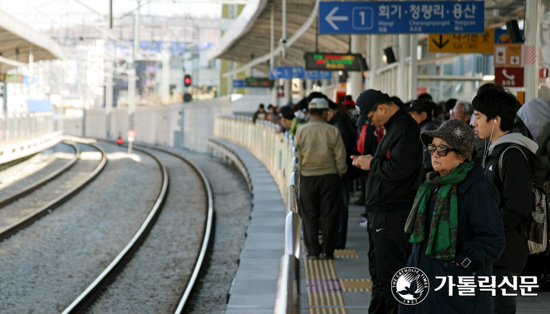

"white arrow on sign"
[325,7,348,30]
[272,67,282,78]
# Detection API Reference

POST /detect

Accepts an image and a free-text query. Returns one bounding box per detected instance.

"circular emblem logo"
[391,267,430,305]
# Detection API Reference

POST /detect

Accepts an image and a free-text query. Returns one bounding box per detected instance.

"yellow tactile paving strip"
[334,249,359,258]
[340,279,373,292]
[303,240,349,314]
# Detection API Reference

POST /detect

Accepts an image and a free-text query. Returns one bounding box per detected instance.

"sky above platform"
[0,0,221,30]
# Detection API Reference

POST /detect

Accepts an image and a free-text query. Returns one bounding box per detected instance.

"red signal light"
[184,75,192,87]
[117,137,123,145]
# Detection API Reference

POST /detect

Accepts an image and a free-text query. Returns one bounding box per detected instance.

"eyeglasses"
[367,105,379,125]
[427,144,458,157]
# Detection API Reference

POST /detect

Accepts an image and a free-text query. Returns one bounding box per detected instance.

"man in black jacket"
[472,89,538,314]
[327,99,357,249]
[351,89,423,314]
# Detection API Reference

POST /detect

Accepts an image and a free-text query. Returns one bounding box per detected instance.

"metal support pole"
[282,0,286,59]
[134,1,140,58]
[109,0,113,29]
[409,35,418,101]
[270,6,274,74]
[398,34,410,100]
[162,48,170,104]
[525,0,541,101]
[128,68,136,130]
[106,61,113,139]
[348,35,363,100]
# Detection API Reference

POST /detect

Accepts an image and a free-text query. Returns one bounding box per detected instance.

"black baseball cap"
[406,100,432,114]
[279,105,295,120]
[355,89,387,127]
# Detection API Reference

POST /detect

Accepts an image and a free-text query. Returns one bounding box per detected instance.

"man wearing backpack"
[472,89,539,314]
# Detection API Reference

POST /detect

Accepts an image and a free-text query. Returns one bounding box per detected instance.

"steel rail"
[136,145,215,314]
[0,142,107,242]
[0,142,80,209]
[61,143,170,314]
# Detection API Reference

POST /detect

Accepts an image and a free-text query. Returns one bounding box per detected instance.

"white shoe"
[358,218,368,228]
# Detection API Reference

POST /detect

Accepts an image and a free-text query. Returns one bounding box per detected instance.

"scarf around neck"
[404,162,474,260]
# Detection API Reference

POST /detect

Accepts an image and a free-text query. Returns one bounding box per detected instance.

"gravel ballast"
[0,143,101,229]
[0,142,162,313]
[0,142,76,197]
[171,148,252,314]
[87,147,208,313]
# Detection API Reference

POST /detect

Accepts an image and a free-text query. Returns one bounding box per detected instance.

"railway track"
[0,142,107,242]
[62,142,214,314]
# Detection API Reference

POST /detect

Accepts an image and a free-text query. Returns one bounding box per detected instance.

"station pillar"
[398,34,410,101]
[369,35,383,90]
[525,0,541,101]
[272,79,279,107]
[348,35,364,100]
[409,35,418,101]
[305,79,313,97]
[284,79,291,105]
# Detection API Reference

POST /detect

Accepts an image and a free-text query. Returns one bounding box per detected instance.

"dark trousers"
[299,174,342,257]
[336,179,349,249]
[367,210,411,314]
[493,267,518,314]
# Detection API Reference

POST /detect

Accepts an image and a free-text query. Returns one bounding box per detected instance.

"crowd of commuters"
[258,83,550,314]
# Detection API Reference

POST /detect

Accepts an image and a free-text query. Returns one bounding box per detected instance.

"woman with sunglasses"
[399,119,505,314]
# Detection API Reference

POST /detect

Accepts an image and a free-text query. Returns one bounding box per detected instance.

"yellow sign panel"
[428,29,495,53]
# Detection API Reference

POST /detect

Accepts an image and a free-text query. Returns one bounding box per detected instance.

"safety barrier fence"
[213,116,301,314]
[0,112,54,145]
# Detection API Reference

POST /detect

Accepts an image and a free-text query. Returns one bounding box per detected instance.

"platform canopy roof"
[208,0,527,77]
[0,9,64,73]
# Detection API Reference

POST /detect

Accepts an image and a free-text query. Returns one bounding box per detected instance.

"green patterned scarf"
[404,162,474,260]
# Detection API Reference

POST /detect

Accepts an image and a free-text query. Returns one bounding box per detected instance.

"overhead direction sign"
[304,71,332,80]
[233,80,246,88]
[269,66,333,80]
[304,53,368,72]
[494,44,523,67]
[270,66,304,79]
[495,67,524,87]
[429,29,495,53]
[319,1,485,34]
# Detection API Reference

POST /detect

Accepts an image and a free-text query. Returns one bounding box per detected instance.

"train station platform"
[210,136,550,314]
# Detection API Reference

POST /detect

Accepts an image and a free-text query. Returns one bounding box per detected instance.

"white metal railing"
[0,112,54,145]
[213,115,301,313]
[214,116,294,200]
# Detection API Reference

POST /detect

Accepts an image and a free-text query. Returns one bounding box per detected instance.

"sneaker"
[306,254,319,260]
[358,218,368,228]
[320,254,334,260]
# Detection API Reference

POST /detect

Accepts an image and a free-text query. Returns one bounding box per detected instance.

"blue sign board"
[23,76,35,85]
[319,1,485,35]
[233,80,246,88]
[270,66,332,80]
[270,66,304,79]
[304,71,332,80]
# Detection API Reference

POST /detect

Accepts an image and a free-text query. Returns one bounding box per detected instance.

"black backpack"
[499,145,549,254]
